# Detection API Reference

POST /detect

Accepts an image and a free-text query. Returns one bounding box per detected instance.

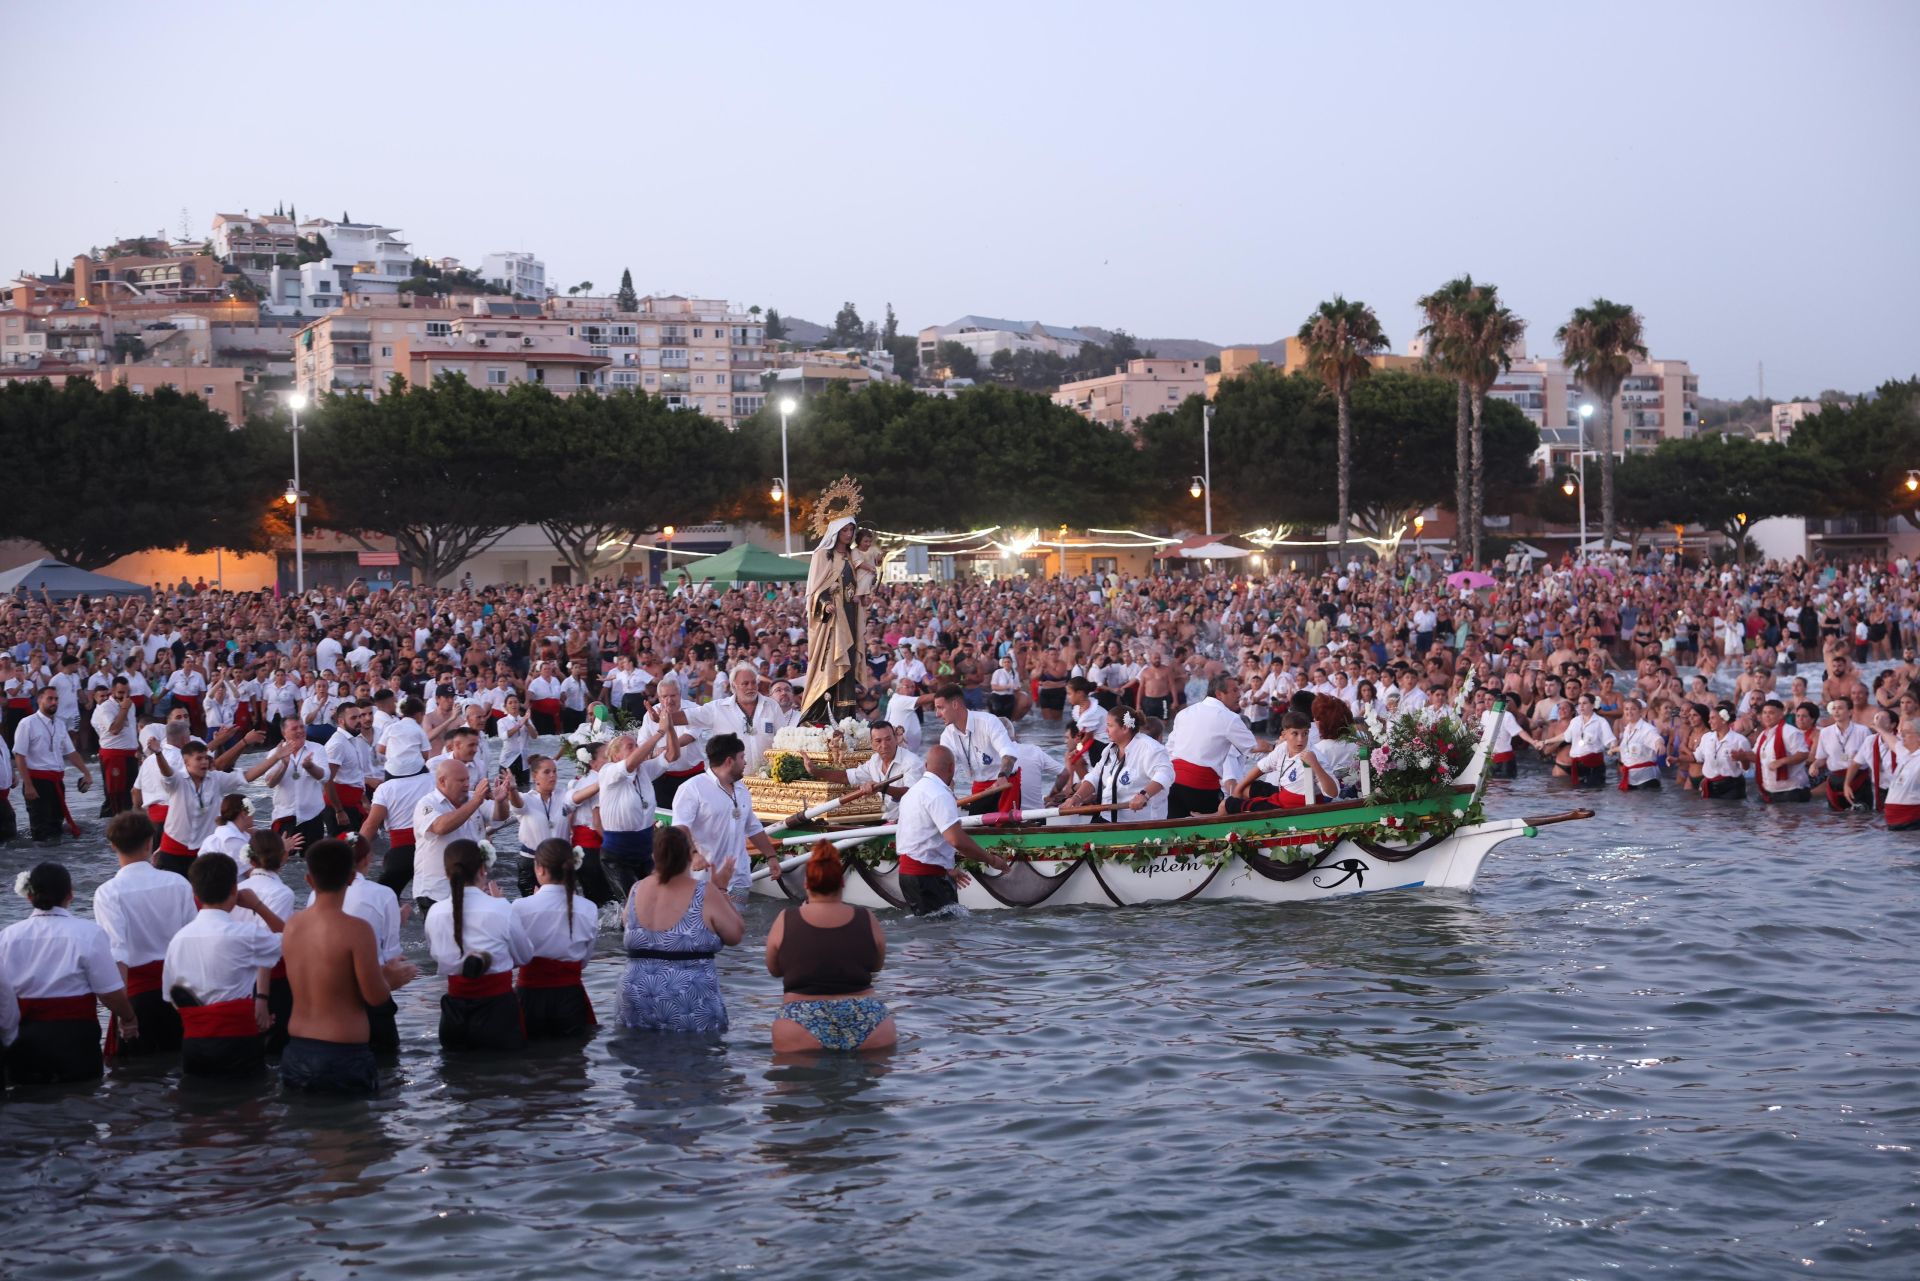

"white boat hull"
[752,818,1533,911]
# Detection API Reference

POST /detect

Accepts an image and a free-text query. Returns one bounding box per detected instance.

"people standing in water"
[512,839,599,1039]
[281,838,418,1096]
[91,812,195,1058]
[617,825,742,1034]
[163,854,284,1079]
[1,863,137,1085]
[765,841,894,1053]
[426,838,531,1053]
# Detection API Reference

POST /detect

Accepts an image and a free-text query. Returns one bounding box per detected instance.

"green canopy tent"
[680,543,807,585]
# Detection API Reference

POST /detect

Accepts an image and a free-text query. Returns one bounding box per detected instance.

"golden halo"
[809,475,864,539]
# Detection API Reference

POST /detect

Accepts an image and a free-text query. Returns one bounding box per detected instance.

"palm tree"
[1556,299,1647,550]
[1298,296,1389,562]
[1416,276,1477,560]
[1460,290,1526,566]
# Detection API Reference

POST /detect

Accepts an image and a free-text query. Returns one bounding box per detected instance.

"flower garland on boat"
[1343,674,1480,805]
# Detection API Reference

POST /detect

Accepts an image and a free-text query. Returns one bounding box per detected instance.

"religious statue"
[798,476,870,720]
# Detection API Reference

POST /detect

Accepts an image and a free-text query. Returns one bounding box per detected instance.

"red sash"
[125,959,164,996]
[176,692,206,735]
[18,993,97,1023]
[27,769,81,837]
[570,823,602,850]
[1250,788,1309,810]
[180,998,258,1039]
[487,708,507,721]
[530,698,561,718]
[1885,801,1920,828]
[1492,751,1515,763]
[388,827,415,848]
[331,783,367,815]
[100,748,137,794]
[1171,759,1220,790]
[447,970,514,999]
[233,703,255,736]
[1619,760,1659,791]
[663,764,704,779]
[1571,754,1604,769]
[518,957,597,1026]
[1762,723,1792,791]
[159,832,195,857]
[3,697,31,711]
[970,774,1019,815]
[897,854,944,876]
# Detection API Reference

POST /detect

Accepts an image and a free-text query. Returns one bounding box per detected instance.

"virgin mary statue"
[798,477,868,720]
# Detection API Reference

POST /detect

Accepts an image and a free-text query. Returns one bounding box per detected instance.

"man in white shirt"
[261,718,330,853]
[314,627,344,676]
[92,676,141,816]
[806,720,925,823]
[892,746,1011,916]
[527,660,565,735]
[1608,698,1665,791]
[885,676,926,751]
[13,686,93,841]
[670,733,780,903]
[1562,695,1616,788]
[93,811,197,1055]
[596,723,679,901]
[1164,674,1262,817]
[559,660,591,734]
[700,665,786,775]
[167,659,210,738]
[146,729,270,873]
[324,703,377,835]
[1816,699,1871,810]
[934,683,1018,812]
[411,758,508,911]
[165,854,285,1078]
[1743,698,1811,804]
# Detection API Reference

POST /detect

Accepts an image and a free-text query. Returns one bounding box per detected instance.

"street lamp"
[1574,402,1595,560]
[1200,403,1215,536]
[286,392,309,594]
[769,477,784,504]
[1413,513,1426,536]
[1906,469,1920,494]
[1190,475,1205,500]
[776,396,798,555]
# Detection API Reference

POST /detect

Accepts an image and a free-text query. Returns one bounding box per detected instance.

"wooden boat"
[751,702,1591,911]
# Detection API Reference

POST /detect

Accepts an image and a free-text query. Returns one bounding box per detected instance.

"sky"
[3,0,1916,400]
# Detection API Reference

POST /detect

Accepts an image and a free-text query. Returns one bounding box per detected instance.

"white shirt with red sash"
[92,861,195,995]
[1816,722,1868,778]
[162,907,281,1038]
[1615,719,1664,788]
[1882,749,1920,827]
[1165,697,1257,792]
[160,769,246,855]
[1755,721,1811,796]
[0,908,122,1025]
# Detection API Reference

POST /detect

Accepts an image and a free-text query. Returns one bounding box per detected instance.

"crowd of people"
[1,542,1916,1096]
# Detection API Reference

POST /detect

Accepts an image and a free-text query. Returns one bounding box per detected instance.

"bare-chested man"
[280,838,418,1096]
[1136,650,1177,722]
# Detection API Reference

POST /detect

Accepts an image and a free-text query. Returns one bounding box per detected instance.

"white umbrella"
[1178,542,1250,560]
[1578,538,1635,552]
[1507,541,1550,560]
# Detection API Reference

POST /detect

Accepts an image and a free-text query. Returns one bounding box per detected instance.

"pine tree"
[616,268,637,311]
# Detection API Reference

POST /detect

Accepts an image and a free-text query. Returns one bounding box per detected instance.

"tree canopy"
[1787,378,1920,527]
[0,378,282,569]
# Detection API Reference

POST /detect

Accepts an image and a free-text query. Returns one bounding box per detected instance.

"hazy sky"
[4,0,1915,399]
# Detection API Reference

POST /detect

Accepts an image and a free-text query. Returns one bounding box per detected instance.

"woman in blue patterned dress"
[617,825,744,1033]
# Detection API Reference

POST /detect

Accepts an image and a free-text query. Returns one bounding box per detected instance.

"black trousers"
[264,973,292,1056]
[438,991,525,1053]
[1703,776,1747,800]
[182,1033,265,1078]
[1166,781,1220,819]
[25,784,67,841]
[273,814,326,856]
[368,997,400,1055]
[121,987,183,1055]
[155,851,196,879]
[379,844,416,898]
[899,871,959,916]
[7,1020,102,1084]
[601,856,652,908]
[519,985,594,1040]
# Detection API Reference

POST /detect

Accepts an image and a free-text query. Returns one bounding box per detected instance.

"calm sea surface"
[2,698,1916,1280]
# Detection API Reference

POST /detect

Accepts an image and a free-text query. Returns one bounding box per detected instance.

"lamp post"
[286,392,308,594]
[1200,403,1215,537]
[662,524,675,585]
[777,396,797,555]
[1574,402,1595,561]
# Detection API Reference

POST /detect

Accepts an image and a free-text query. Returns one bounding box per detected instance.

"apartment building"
[1768,400,1846,444]
[210,212,299,273]
[1276,335,1425,377]
[1488,348,1699,454]
[481,252,546,298]
[1052,357,1207,427]
[546,293,769,425]
[292,303,462,398]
